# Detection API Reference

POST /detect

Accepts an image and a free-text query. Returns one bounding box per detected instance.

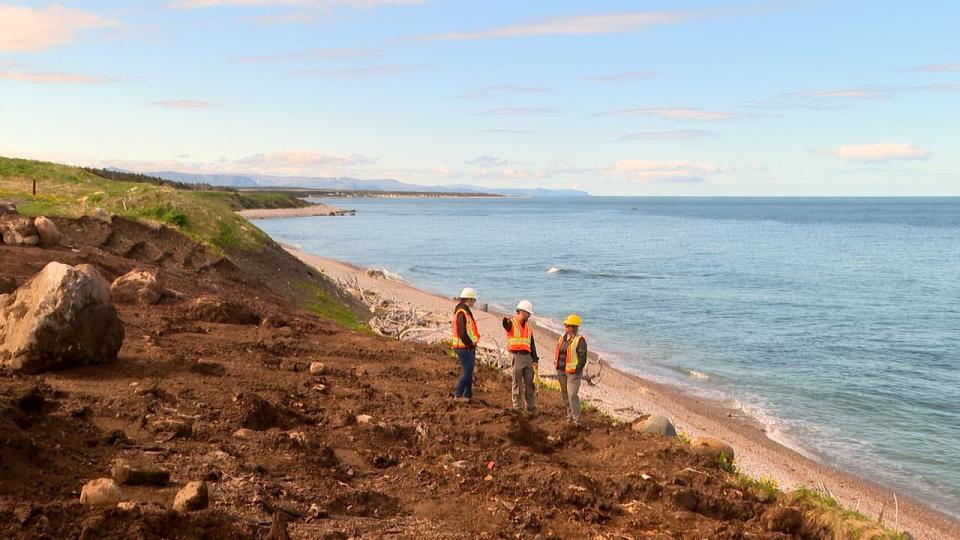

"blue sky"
[1,1,958,195]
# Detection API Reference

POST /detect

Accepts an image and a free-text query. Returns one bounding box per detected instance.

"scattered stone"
[233,428,257,439]
[79,478,123,506]
[632,415,678,437]
[187,296,261,325]
[690,437,736,461]
[33,216,60,247]
[484,474,493,481]
[365,268,386,279]
[0,276,16,294]
[110,269,162,305]
[117,501,138,512]
[0,262,124,372]
[150,419,193,439]
[761,506,803,534]
[309,361,326,375]
[0,215,40,246]
[173,481,209,512]
[356,414,374,425]
[312,384,327,393]
[111,459,170,486]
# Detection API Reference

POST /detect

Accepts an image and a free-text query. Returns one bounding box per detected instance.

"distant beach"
[284,244,960,540]
[238,204,354,219]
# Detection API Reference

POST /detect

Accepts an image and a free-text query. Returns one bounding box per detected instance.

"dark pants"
[454,348,476,398]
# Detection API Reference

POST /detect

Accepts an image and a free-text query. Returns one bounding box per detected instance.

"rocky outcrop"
[33,216,60,247]
[110,269,163,305]
[631,414,677,437]
[111,460,170,486]
[0,215,39,246]
[0,262,124,372]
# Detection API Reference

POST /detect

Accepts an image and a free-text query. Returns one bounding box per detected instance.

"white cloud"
[412,10,697,41]
[754,84,960,109]
[149,100,220,108]
[465,155,509,168]
[234,150,374,172]
[170,0,423,8]
[232,48,374,62]
[0,70,110,84]
[905,63,960,72]
[582,70,653,82]
[595,107,747,121]
[476,107,557,116]
[471,162,582,181]
[0,4,116,53]
[617,129,717,142]
[603,160,722,183]
[297,64,418,77]
[820,144,931,163]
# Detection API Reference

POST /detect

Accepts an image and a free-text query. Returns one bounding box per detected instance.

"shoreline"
[238,204,354,220]
[284,244,959,540]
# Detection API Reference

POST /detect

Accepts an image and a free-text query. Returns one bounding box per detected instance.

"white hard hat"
[516,299,534,314]
[458,287,478,300]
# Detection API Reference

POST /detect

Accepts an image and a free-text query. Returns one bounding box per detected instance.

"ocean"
[256,197,960,517]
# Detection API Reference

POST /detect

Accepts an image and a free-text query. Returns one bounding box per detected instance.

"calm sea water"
[258,197,960,517]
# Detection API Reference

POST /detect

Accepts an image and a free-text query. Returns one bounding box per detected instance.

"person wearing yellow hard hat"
[555,314,588,426]
[451,287,481,401]
[502,299,539,416]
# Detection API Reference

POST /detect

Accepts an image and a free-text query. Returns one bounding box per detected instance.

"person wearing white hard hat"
[502,299,539,415]
[451,287,481,401]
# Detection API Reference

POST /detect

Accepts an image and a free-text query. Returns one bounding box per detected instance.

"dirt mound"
[187,296,261,325]
[231,392,305,431]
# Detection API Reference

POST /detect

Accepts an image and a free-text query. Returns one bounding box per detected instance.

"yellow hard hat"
[563,314,582,326]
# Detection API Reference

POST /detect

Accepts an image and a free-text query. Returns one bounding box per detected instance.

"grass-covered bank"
[0,155,367,327]
[0,157,308,252]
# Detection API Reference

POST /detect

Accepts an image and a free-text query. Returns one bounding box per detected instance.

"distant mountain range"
[146,171,589,197]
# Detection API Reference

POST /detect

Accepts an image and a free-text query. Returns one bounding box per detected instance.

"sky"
[1,1,959,196]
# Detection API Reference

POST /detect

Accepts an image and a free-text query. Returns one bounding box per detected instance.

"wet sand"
[238,204,353,219]
[285,245,960,540]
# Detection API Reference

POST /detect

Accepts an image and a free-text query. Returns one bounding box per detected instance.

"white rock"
[0,262,124,372]
[309,362,326,375]
[33,216,61,247]
[80,478,123,506]
[110,269,162,305]
[356,414,374,425]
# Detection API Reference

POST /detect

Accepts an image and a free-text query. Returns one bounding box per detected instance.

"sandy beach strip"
[286,245,958,540]
[238,204,353,220]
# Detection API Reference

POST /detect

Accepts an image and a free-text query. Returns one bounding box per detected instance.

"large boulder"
[0,262,124,372]
[33,216,61,247]
[0,215,40,246]
[631,415,678,437]
[110,269,163,305]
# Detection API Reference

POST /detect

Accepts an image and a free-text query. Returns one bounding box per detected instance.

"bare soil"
[0,216,824,539]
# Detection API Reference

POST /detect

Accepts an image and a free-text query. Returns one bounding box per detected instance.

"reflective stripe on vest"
[505,316,532,353]
[451,307,480,349]
[554,334,584,374]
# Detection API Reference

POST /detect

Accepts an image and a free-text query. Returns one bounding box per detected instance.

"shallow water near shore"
[257,196,960,518]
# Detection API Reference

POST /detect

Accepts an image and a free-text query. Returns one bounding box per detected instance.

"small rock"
[690,437,735,461]
[309,362,326,375]
[312,384,327,393]
[80,478,123,506]
[110,269,163,305]
[355,414,374,425]
[365,268,385,279]
[150,419,192,439]
[111,459,170,486]
[117,501,138,512]
[173,481,209,512]
[484,474,493,481]
[0,215,40,246]
[33,216,61,247]
[233,428,257,439]
[632,415,678,437]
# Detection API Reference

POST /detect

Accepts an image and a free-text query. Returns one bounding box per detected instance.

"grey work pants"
[558,372,582,425]
[510,353,536,413]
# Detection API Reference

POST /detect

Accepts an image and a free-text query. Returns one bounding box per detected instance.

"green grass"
[295,281,371,333]
[716,451,737,474]
[789,486,910,539]
[0,156,312,252]
[737,474,779,503]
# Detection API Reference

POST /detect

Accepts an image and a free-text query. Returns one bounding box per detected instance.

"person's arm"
[501,317,513,332]
[575,338,588,374]
[530,334,539,363]
[457,311,474,349]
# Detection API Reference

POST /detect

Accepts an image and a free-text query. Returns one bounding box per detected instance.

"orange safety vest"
[451,306,480,349]
[505,316,532,353]
[554,334,585,374]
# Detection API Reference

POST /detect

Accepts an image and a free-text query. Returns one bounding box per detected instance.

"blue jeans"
[454,348,476,398]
